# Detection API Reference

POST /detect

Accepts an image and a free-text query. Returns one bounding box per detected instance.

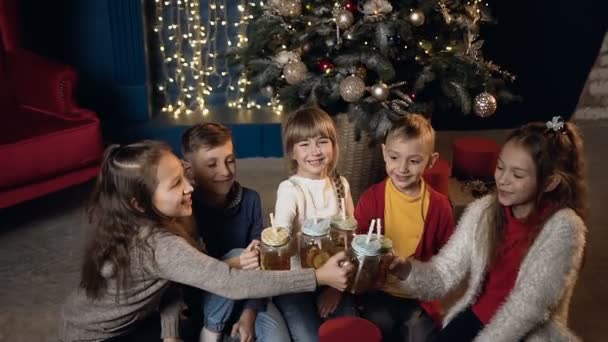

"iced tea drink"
[260,227,292,270]
[299,218,334,269]
[329,216,357,253]
[344,235,382,294]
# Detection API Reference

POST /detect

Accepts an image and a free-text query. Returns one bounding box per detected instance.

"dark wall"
[433,0,608,130]
[18,0,608,130]
[20,0,150,125]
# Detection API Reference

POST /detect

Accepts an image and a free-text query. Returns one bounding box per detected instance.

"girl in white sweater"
[273,107,356,341]
[391,118,588,341]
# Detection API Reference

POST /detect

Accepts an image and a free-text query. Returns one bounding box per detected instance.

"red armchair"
[0,0,103,208]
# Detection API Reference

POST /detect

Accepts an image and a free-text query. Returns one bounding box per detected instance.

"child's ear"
[544,174,561,193]
[427,152,439,170]
[381,144,387,160]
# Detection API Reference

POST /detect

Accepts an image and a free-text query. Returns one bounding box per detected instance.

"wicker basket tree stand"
[334,114,386,203]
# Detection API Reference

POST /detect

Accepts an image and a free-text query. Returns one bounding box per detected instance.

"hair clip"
[546,116,565,132]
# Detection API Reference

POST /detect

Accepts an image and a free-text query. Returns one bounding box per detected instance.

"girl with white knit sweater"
[391,118,588,341]
[273,107,356,342]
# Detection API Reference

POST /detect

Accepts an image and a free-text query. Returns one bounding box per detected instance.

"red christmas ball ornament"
[318,59,334,74]
[344,1,356,12]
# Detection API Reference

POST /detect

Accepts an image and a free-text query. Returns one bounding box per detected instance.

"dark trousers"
[359,291,438,342]
[435,308,483,342]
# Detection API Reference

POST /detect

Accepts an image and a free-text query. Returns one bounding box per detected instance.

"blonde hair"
[384,113,435,152]
[283,107,339,175]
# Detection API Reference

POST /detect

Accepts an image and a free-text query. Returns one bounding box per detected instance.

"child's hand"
[239,240,261,270]
[314,252,352,291]
[388,256,412,281]
[231,309,256,342]
[317,287,343,318]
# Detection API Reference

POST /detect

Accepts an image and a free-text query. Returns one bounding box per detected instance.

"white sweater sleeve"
[474,211,586,342]
[400,195,491,300]
[274,180,300,231]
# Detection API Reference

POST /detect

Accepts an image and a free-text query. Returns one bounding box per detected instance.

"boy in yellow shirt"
[355,114,455,341]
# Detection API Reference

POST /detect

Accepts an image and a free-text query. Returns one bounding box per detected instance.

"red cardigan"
[354,178,456,324]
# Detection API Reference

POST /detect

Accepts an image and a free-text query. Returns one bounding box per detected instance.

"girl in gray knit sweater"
[59,141,351,342]
[390,118,588,341]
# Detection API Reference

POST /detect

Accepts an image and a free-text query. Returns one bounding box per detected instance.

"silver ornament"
[335,9,354,30]
[260,85,274,97]
[269,0,302,17]
[408,10,425,27]
[325,38,336,47]
[371,82,390,101]
[283,60,308,85]
[473,92,497,117]
[339,75,366,102]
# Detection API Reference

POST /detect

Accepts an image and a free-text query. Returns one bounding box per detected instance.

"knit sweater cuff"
[160,314,180,339]
[291,269,318,293]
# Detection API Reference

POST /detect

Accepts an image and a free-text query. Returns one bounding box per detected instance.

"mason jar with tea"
[343,235,382,294]
[329,215,357,253]
[376,235,393,286]
[260,227,292,270]
[299,218,334,269]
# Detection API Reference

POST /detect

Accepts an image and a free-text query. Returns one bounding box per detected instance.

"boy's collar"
[193,182,243,211]
[225,182,243,210]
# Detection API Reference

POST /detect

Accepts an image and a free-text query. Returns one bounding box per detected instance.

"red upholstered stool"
[319,317,382,342]
[452,137,501,181]
[423,157,451,197]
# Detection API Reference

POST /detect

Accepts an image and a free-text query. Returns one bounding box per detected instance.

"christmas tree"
[235,0,516,140]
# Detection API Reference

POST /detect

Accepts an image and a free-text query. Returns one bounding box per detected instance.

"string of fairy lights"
[153,0,281,118]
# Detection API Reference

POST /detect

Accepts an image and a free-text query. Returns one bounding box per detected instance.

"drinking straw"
[366,219,376,244]
[340,198,346,220]
[270,213,275,227]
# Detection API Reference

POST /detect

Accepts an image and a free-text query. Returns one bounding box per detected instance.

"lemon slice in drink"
[313,252,330,268]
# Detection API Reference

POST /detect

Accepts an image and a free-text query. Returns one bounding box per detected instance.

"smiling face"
[292,136,334,179]
[382,135,437,196]
[152,151,194,218]
[494,140,539,218]
[188,141,236,198]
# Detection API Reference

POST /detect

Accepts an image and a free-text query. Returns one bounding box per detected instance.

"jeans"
[359,291,438,342]
[273,290,358,342]
[202,249,290,342]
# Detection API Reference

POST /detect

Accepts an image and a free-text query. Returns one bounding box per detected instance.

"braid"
[331,170,345,211]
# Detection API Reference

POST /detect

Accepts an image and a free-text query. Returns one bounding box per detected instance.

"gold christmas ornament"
[408,10,425,27]
[335,9,355,30]
[473,92,497,117]
[339,75,366,102]
[269,0,302,17]
[283,60,308,85]
[371,82,390,101]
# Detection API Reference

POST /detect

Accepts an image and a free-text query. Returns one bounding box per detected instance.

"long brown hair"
[484,120,588,262]
[81,141,198,299]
